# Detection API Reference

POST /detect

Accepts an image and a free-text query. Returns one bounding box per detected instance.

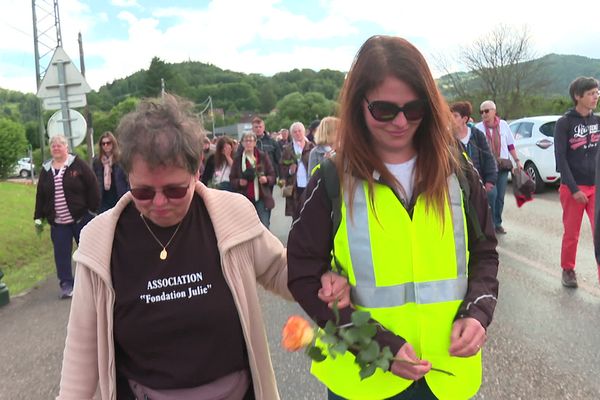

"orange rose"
[282,315,314,351]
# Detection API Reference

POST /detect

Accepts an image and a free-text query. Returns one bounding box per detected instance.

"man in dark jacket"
[251,117,280,227]
[555,76,600,288]
[252,117,280,175]
[451,101,498,192]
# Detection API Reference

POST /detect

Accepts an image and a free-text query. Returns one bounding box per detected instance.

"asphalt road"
[2,185,600,399]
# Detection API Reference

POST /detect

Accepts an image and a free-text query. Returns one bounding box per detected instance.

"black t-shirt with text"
[111,195,248,389]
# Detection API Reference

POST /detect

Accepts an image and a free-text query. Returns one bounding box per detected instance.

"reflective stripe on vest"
[349,174,467,308]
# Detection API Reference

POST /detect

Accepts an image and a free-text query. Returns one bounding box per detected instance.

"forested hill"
[2,53,599,129]
[87,57,346,114]
[534,54,600,95]
[437,53,600,98]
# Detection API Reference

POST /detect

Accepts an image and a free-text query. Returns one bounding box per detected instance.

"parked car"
[12,157,34,178]
[509,116,561,193]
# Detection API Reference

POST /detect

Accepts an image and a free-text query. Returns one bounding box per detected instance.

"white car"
[12,157,34,178]
[509,116,561,193]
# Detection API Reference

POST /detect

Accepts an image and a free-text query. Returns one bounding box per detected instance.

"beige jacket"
[58,183,293,400]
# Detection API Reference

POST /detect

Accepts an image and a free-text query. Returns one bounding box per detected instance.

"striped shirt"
[53,167,74,224]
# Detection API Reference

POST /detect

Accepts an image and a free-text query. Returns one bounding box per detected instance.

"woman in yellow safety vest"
[287,35,499,400]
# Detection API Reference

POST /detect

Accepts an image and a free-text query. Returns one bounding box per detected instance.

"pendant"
[160,249,168,260]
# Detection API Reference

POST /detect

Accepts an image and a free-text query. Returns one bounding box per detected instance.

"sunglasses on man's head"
[365,98,427,122]
[130,184,190,200]
[101,141,112,146]
[480,109,492,115]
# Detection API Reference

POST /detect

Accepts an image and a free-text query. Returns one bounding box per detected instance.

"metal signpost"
[36,47,91,150]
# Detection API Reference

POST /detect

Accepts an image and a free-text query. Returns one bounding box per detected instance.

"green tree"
[24,121,41,149]
[92,97,139,142]
[265,91,337,131]
[143,57,173,97]
[0,118,28,178]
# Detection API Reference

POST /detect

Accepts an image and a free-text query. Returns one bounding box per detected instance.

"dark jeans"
[50,212,94,289]
[327,379,437,400]
[253,199,271,229]
[487,169,509,228]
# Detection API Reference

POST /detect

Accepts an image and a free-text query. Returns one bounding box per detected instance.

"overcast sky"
[2,0,599,95]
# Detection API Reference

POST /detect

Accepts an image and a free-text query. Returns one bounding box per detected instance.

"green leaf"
[332,299,340,325]
[359,363,377,380]
[340,327,361,345]
[330,341,348,356]
[375,358,390,372]
[351,310,371,327]
[358,340,380,363]
[306,346,326,362]
[381,346,394,361]
[324,320,337,336]
[358,324,377,340]
[320,333,338,345]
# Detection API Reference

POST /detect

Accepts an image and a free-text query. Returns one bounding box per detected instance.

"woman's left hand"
[318,272,351,309]
[259,175,268,184]
[449,317,486,357]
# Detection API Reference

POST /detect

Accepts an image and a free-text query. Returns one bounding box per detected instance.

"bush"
[0,118,28,179]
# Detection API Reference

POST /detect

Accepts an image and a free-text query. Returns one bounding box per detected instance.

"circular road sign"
[47,109,87,147]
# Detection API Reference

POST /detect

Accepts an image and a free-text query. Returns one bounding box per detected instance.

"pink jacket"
[58,183,292,400]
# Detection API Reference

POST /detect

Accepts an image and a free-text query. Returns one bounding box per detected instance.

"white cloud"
[2,0,600,95]
[111,0,141,7]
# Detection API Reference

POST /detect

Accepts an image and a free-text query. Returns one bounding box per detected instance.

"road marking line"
[498,245,600,297]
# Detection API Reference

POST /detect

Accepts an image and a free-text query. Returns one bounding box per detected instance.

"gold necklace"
[139,213,183,260]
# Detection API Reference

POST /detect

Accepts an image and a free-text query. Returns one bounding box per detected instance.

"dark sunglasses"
[101,141,112,146]
[365,97,427,122]
[480,109,492,114]
[130,184,191,201]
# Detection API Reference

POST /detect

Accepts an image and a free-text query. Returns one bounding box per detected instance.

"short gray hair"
[116,94,205,174]
[479,100,496,111]
[49,134,68,147]
[241,132,257,142]
[290,121,305,134]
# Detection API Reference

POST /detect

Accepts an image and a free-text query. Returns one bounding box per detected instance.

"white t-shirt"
[475,120,515,159]
[294,141,308,188]
[384,156,417,204]
[459,127,472,146]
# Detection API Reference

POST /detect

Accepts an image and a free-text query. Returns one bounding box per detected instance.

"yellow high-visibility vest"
[312,174,481,400]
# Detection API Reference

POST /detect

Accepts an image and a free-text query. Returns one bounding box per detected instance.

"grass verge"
[0,181,55,295]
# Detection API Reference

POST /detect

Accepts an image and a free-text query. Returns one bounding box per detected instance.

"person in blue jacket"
[451,101,497,192]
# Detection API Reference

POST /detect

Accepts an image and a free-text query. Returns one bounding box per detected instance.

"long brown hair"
[97,131,120,161]
[214,136,234,169]
[336,35,460,219]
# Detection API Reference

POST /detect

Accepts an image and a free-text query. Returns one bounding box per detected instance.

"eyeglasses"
[480,109,493,115]
[130,183,191,201]
[365,97,427,122]
[101,141,112,146]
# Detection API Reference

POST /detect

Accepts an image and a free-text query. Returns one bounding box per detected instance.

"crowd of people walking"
[27,32,600,400]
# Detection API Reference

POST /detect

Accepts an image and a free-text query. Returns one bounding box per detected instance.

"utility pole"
[79,32,94,164]
[31,0,63,161]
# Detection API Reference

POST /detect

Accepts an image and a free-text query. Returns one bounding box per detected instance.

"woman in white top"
[279,121,315,218]
[202,136,235,191]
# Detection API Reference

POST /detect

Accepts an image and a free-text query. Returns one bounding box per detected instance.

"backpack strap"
[458,151,485,242]
[319,158,342,235]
